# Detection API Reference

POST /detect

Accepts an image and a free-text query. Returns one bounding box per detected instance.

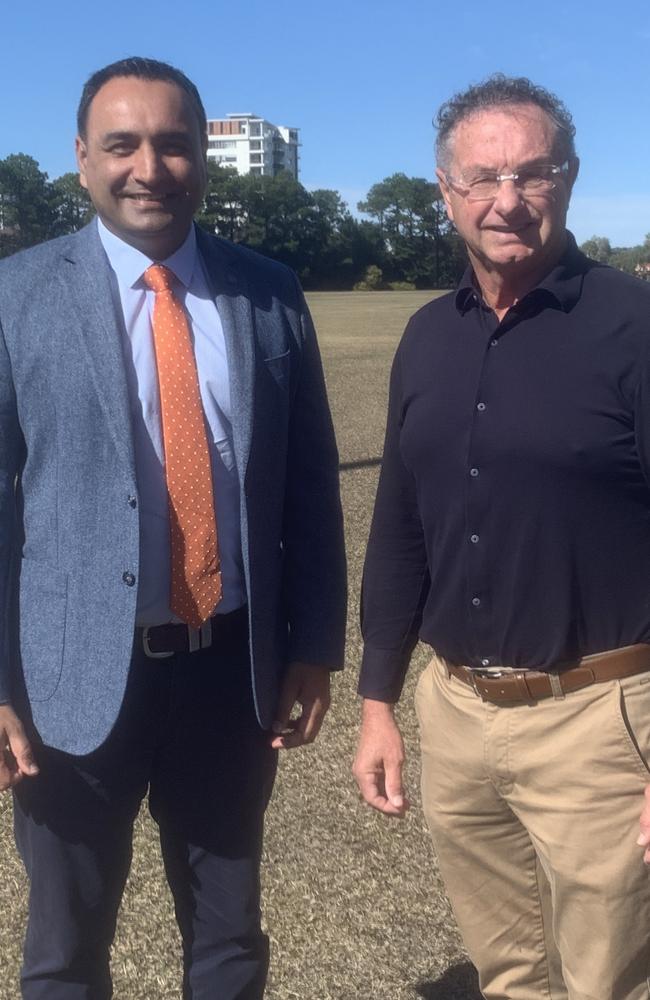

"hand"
[353,698,409,817]
[637,784,650,863]
[0,703,39,792]
[270,661,331,750]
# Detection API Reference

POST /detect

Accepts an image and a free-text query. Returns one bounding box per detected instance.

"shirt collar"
[97,219,198,290]
[454,231,589,316]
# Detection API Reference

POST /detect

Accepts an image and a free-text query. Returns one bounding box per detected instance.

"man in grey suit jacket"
[0,57,346,999]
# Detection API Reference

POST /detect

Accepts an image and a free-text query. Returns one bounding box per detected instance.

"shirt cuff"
[357,644,411,702]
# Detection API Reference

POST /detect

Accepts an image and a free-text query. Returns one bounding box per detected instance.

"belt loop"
[549,672,565,700]
[200,618,212,649]
[187,626,200,653]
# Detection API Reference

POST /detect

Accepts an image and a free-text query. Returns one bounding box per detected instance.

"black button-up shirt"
[359,235,650,702]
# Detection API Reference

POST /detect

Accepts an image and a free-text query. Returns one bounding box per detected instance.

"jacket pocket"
[263,350,290,388]
[18,558,68,702]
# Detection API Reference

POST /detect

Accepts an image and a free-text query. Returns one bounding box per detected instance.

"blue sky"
[3,0,649,246]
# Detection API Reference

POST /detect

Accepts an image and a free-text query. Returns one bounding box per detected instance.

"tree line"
[579,233,650,278]
[2,153,648,288]
[0,153,466,288]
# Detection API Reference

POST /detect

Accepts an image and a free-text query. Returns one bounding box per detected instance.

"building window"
[209,139,235,149]
[249,122,262,136]
[208,120,245,136]
[250,166,262,174]
[249,153,262,164]
[249,140,261,150]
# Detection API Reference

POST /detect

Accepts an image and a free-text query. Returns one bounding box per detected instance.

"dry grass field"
[0,291,481,1000]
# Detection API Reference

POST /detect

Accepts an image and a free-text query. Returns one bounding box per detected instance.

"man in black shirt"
[354,74,650,1000]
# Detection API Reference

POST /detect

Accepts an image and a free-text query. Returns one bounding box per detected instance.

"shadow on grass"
[415,961,482,999]
[339,457,382,471]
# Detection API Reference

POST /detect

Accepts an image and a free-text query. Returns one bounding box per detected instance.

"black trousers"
[13,621,277,1000]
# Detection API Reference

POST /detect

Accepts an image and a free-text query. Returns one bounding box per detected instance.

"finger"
[355,769,406,816]
[0,755,17,792]
[272,676,300,733]
[7,731,39,778]
[296,695,327,744]
[270,719,301,750]
[384,762,408,812]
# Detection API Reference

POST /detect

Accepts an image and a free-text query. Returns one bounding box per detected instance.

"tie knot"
[143,263,174,293]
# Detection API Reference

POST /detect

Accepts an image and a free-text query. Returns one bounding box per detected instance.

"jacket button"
[127,495,137,509]
[122,571,136,587]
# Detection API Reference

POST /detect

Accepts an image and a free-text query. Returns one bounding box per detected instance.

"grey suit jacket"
[0,221,346,754]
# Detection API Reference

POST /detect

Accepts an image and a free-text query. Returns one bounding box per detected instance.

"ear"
[75,136,89,191]
[436,167,455,224]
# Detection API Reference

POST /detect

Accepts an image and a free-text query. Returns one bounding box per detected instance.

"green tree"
[49,172,94,236]
[0,153,55,255]
[358,173,457,286]
[198,165,381,288]
[580,235,612,263]
[197,162,246,242]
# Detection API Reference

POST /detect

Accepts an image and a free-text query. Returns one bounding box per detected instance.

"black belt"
[136,606,248,658]
[447,643,650,704]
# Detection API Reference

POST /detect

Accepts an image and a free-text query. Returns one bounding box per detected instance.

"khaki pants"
[415,656,650,1000]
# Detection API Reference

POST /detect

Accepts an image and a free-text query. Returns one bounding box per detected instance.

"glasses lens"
[519,165,557,193]
[465,177,498,201]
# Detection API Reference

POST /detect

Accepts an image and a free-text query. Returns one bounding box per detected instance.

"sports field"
[0,290,482,1000]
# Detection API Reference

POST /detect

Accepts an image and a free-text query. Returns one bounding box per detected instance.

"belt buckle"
[142,627,174,659]
[470,668,505,700]
[467,670,484,699]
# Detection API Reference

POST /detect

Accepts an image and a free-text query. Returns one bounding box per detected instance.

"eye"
[105,143,135,157]
[159,138,193,156]
[467,172,496,186]
[518,165,558,191]
[466,173,498,194]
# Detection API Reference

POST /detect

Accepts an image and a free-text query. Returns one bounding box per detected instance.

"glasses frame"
[443,161,570,202]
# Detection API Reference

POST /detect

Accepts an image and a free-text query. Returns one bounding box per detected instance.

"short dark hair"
[435,73,576,168]
[77,56,207,139]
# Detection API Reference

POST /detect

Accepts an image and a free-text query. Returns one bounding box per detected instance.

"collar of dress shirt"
[97,218,198,290]
[454,230,588,317]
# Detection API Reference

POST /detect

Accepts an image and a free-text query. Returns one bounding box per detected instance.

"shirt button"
[471,596,481,607]
[470,467,479,478]
[481,658,490,667]
[490,339,498,347]
[470,534,479,544]
[477,402,486,412]
[127,495,137,509]
[122,571,136,587]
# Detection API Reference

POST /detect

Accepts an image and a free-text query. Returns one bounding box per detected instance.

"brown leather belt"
[136,606,248,659]
[447,643,650,704]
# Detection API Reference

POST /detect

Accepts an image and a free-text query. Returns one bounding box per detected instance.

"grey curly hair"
[435,73,577,168]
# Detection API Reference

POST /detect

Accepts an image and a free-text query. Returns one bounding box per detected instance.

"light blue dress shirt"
[98,220,245,625]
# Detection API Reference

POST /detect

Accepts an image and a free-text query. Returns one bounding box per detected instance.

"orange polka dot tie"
[144,264,222,628]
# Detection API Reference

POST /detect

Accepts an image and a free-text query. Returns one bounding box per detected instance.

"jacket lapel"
[196,226,255,485]
[62,222,136,476]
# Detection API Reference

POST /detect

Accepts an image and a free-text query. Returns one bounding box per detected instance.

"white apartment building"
[206,114,300,179]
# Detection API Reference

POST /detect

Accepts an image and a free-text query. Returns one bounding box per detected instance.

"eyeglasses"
[443,162,569,202]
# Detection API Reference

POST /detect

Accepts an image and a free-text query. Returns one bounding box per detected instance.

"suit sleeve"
[358,339,430,702]
[0,314,22,703]
[281,278,347,669]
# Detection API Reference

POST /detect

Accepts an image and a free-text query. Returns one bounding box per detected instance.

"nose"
[131,143,166,185]
[491,178,527,216]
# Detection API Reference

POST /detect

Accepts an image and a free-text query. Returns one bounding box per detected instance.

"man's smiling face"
[76,75,207,260]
